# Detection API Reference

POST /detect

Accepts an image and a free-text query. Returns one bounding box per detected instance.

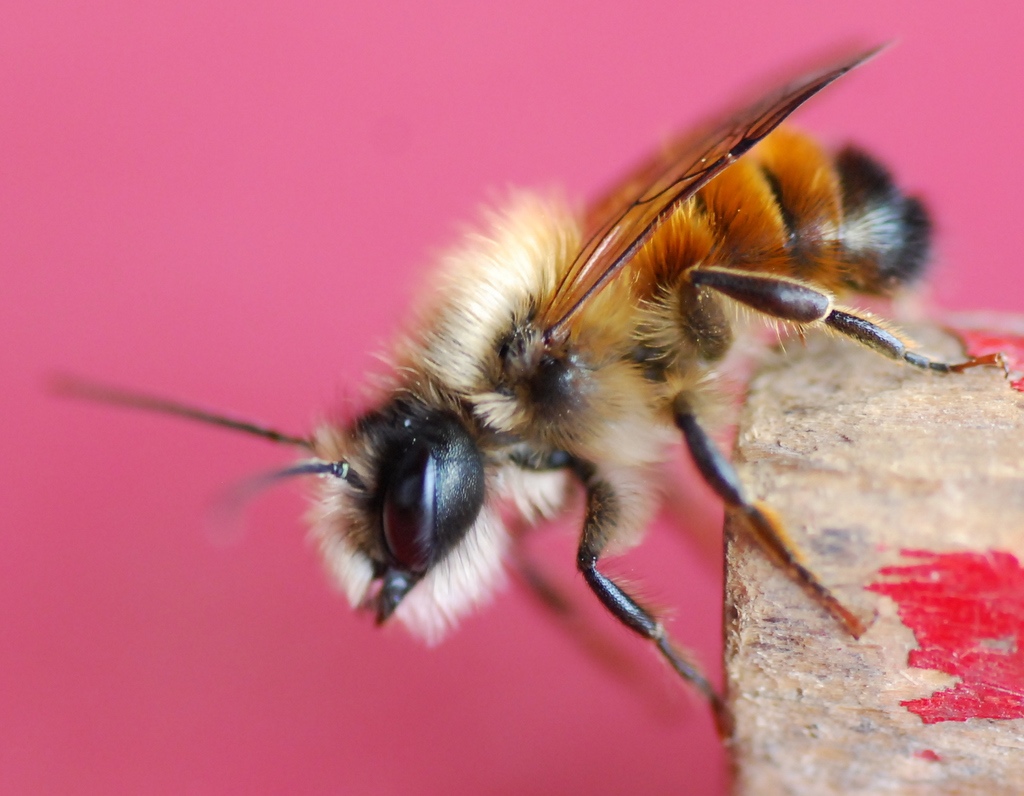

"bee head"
[311,401,490,634]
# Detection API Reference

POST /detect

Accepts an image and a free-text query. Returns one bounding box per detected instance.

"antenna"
[50,374,314,450]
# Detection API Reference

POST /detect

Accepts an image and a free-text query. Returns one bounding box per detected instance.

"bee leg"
[573,463,733,737]
[689,267,834,324]
[825,307,1006,372]
[511,543,687,715]
[689,268,1000,372]
[672,395,867,639]
[512,545,574,614]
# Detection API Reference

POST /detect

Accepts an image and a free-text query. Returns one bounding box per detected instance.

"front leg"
[572,462,732,736]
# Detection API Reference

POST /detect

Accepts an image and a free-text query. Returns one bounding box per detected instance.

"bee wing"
[540,46,884,340]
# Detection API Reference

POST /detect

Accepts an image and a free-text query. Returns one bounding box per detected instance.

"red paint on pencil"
[867,549,1024,724]
[950,326,1024,391]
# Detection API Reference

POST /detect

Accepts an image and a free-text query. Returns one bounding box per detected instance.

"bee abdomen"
[628,129,933,372]
[834,146,931,293]
[737,129,931,294]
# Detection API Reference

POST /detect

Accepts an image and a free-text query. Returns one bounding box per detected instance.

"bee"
[57,46,996,734]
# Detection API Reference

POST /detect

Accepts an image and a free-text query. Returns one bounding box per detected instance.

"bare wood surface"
[725,323,1024,795]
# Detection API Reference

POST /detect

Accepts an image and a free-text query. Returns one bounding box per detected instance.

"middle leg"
[673,394,867,638]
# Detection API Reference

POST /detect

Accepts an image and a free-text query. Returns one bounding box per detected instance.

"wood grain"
[725,323,1024,795]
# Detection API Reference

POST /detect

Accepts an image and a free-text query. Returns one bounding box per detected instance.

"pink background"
[4,2,1023,793]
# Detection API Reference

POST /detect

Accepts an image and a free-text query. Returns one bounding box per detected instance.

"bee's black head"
[360,405,486,622]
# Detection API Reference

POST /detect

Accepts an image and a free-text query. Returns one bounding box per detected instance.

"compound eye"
[382,441,436,574]
[378,410,486,580]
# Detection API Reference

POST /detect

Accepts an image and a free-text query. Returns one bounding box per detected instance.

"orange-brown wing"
[540,46,884,342]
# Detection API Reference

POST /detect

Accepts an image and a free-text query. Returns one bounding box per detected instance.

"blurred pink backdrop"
[3,2,1023,794]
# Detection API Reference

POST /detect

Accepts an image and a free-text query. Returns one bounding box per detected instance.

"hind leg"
[689,266,1002,372]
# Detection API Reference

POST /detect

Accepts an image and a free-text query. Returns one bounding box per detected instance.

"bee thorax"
[498,324,544,380]
[499,325,595,425]
[527,354,593,420]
